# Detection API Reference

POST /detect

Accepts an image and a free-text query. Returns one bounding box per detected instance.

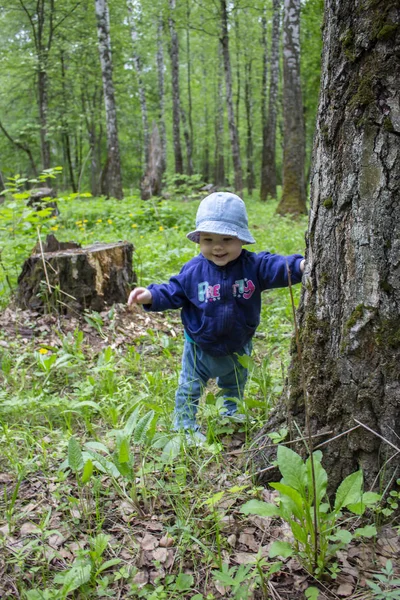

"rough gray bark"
[168,0,184,175]
[277,0,307,214]
[201,34,210,182]
[260,0,400,492]
[220,0,243,194]
[260,0,281,202]
[127,0,150,169]
[140,121,163,200]
[181,106,193,175]
[186,0,194,173]
[157,16,167,176]
[95,0,123,199]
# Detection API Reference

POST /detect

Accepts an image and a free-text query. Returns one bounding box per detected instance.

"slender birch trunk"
[244,55,255,196]
[168,0,184,175]
[220,0,243,194]
[94,0,123,199]
[186,0,194,171]
[277,0,307,214]
[127,0,150,170]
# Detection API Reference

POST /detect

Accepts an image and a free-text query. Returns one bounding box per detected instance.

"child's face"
[199,232,243,266]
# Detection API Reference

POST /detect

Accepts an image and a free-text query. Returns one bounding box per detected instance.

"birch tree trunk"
[244,56,255,196]
[95,0,123,199]
[277,0,307,214]
[214,45,225,188]
[220,0,243,194]
[260,0,281,202]
[260,0,400,492]
[127,0,150,170]
[168,0,184,175]
[157,16,167,176]
[186,0,194,172]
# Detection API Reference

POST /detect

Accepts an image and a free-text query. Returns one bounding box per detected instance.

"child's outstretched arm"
[128,287,152,305]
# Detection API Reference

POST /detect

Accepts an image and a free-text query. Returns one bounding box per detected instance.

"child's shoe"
[184,429,207,447]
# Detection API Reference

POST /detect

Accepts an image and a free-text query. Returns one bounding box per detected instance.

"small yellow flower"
[51,226,58,231]
[107,219,113,224]
[83,219,88,223]
[173,225,178,229]
[132,223,138,228]
[159,226,164,231]
[80,227,85,231]
[140,235,144,239]
[96,219,102,223]
[75,220,82,225]
[39,348,48,354]
[129,213,134,217]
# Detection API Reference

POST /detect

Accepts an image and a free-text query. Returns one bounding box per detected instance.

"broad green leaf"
[362,491,381,505]
[92,533,110,557]
[240,499,281,517]
[277,445,307,493]
[123,406,140,438]
[117,436,131,464]
[305,587,320,599]
[329,529,352,544]
[204,491,225,507]
[235,353,255,369]
[97,558,122,573]
[174,572,194,591]
[346,501,366,515]
[290,520,308,544]
[58,561,92,594]
[160,436,181,463]
[133,410,155,445]
[269,541,294,559]
[334,470,363,512]
[68,437,83,472]
[81,459,93,484]
[354,525,377,538]
[306,452,328,505]
[270,482,304,517]
[84,441,110,454]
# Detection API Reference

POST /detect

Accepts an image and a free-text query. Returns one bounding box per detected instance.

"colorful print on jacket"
[145,249,304,357]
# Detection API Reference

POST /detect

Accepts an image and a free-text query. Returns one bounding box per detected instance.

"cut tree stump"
[17,235,135,313]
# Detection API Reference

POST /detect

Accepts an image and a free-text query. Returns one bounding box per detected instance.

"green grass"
[0,188,311,599]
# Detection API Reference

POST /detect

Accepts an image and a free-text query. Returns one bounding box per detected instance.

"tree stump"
[28,187,59,216]
[16,235,135,313]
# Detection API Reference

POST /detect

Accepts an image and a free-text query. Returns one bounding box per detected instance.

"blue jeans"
[174,339,252,430]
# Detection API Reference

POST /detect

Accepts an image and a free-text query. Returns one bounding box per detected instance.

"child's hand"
[128,287,153,305]
[300,259,305,273]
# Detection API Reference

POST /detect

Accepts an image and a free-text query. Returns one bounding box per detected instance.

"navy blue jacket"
[145,250,303,356]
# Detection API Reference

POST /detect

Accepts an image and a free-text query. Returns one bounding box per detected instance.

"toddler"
[128,192,305,443]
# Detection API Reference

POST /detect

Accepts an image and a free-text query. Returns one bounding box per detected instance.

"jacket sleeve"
[257,252,304,290]
[144,269,188,312]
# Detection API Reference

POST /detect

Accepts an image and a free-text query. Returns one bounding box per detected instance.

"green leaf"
[269,541,294,559]
[58,561,92,594]
[133,410,155,445]
[354,525,377,538]
[240,499,281,517]
[81,459,93,484]
[96,558,122,573]
[290,520,308,544]
[123,406,140,438]
[118,435,131,464]
[235,353,255,369]
[270,482,304,518]
[277,445,307,493]
[305,587,320,599]
[160,436,181,463]
[174,572,194,591]
[306,451,328,505]
[92,533,110,557]
[68,437,83,472]
[362,491,382,505]
[334,470,363,512]
[329,529,352,544]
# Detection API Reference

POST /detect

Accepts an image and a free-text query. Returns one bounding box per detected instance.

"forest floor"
[0,304,399,600]
[0,192,399,599]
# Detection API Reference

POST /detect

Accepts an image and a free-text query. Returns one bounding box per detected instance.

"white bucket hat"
[186,192,255,244]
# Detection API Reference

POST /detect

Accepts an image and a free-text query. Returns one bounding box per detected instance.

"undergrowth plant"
[241,445,381,578]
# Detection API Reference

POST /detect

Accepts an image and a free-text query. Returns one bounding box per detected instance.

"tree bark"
[127,0,150,170]
[260,0,400,492]
[168,0,184,175]
[220,0,243,194]
[244,55,255,196]
[60,52,77,192]
[157,16,167,176]
[277,0,307,214]
[186,0,194,173]
[95,0,124,199]
[0,120,38,176]
[260,0,281,202]
[214,45,225,188]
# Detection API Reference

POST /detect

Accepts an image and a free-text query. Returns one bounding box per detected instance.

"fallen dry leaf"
[141,533,159,551]
[238,532,259,552]
[152,547,168,563]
